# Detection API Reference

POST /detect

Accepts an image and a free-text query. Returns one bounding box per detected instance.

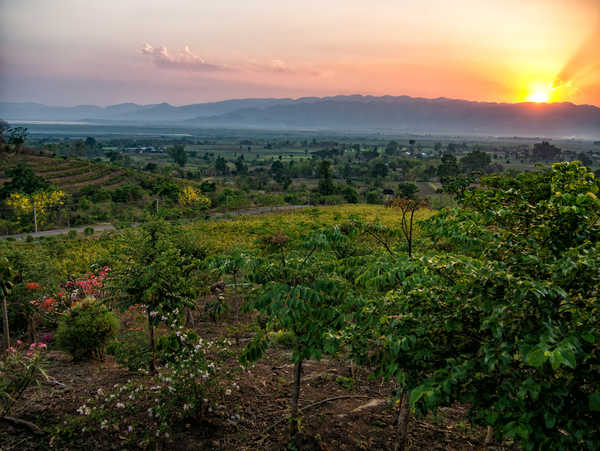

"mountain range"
[2,95,599,138]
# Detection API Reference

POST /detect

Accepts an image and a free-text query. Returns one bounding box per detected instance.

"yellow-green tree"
[7,190,65,230]
[178,186,210,210]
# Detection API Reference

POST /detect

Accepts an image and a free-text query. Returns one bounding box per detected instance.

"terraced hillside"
[0,154,129,193]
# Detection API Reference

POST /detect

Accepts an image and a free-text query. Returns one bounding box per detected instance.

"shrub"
[0,341,48,416]
[56,297,119,361]
[83,227,94,236]
[106,329,151,372]
[156,329,200,363]
[67,229,78,239]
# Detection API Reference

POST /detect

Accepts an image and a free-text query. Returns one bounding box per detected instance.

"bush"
[67,229,78,239]
[0,341,48,416]
[156,329,200,363]
[83,227,94,236]
[106,329,151,372]
[366,189,382,204]
[56,298,119,361]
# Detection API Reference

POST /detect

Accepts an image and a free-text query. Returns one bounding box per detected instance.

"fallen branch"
[1,416,45,435]
[257,395,370,442]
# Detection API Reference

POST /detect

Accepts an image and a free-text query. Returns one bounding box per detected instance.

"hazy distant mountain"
[2,95,599,138]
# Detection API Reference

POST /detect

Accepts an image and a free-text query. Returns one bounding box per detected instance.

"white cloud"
[141,43,225,72]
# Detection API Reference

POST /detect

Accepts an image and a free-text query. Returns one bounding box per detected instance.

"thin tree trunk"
[1,294,9,350]
[484,426,494,445]
[394,392,410,451]
[148,312,156,374]
[233,272,239,322]
[290,358,303,439]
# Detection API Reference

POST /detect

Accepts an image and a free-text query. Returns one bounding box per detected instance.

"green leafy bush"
[156,329,199,363]
[56,298,119,361]
[106,329,151,372]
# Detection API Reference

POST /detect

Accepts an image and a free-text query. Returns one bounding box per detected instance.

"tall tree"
[168,144,188,167]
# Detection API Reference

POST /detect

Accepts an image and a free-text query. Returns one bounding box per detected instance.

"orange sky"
[0,0,598,106]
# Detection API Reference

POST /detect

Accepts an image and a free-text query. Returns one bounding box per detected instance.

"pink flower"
[16,339,23,345]
[37,343,47,349]
[26,352,33,357]
[29,343,36,350]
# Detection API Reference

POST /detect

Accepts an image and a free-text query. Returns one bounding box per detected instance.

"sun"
[527,83,552,103]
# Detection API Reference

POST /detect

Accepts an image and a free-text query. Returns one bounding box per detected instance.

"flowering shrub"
[178,185,211,210]
[0,340,48,416]
[56,297,119,361]
[25,267,112,337]
[74,335,238,446]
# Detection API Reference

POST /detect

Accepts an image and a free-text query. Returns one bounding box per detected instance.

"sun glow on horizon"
[526,82,553,103]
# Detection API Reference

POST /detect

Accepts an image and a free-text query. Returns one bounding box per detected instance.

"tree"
[0,120,9,146]
[235,157,248,175]
[385,140,399,156]
[371,159,389,178]
[270,160,285,182]
[358,162,600,450]
[390,197,429,258]
[0,164,50,199]
[460,150,491,174]
[577,152,593,167]
[437,153,459,178]
[215,156,228,175]
[317,160,334,195]
[397,182,419,200]
[168,144,188,167]
[243,230,347,443]
[6,190,66,231]
[110,221,199,374]
[178,186,210,210]
[6,127,27,153]
[0,257,14,350]
[532,141,561,162]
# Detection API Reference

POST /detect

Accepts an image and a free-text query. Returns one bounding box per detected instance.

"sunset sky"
[1,0,599,106]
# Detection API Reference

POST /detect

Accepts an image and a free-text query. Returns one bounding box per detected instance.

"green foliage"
[0,341,48,416]
[106,329,151,372]
[0,163,50,199]
[167,144,188,167]
[156,329,200,363]
[459,149,491,174]
[56,298,119,361]
[353,162,600,450]
[397,182,419,200]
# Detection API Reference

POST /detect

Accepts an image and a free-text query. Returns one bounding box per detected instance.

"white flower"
[116,402,125,408]
[147,407,153,417]
[128,425,133,433]
[183,404,190,411]
[76,405,91,415]
[225,389,232,396]
[149,311,158,317]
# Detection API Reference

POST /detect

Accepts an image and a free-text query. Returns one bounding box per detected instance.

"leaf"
[409,386,428,407]
[589,393,600,412]
[525,347,547,368]
[544,411,556,428]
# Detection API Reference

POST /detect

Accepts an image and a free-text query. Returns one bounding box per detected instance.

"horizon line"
[2,94,599,110]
